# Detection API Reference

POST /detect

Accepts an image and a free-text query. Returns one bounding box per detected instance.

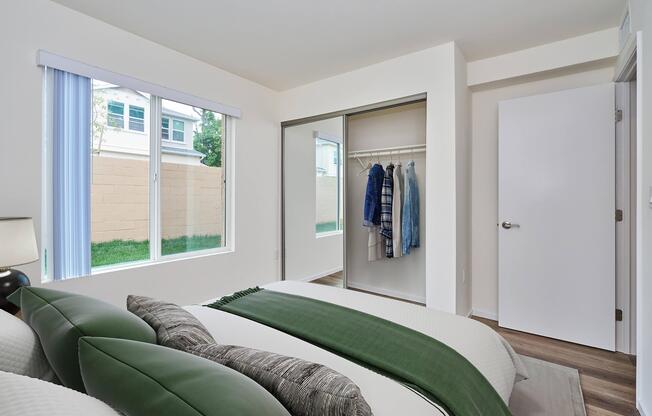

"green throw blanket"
[206,288,511,416]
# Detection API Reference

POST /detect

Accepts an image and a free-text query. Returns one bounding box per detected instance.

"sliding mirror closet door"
[283,117,345,287]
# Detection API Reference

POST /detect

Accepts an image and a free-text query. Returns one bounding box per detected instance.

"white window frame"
[314,130,343,238]
[171,119,185,142]
[128,104,145,132]
[39,53,239,282]
[107,100,124,129]
[161,116,170,141]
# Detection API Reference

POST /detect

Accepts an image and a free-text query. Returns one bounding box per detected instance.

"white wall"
[467,28,619,87]
[279,42,468,313]
[0,0,280,307]
[470,64,615,320]
[346,102,426,303]
[629,0,652,413]
[284,117,344,281]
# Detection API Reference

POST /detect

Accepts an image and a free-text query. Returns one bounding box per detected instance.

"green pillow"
[7,287,156,392]
[78,337,292,416]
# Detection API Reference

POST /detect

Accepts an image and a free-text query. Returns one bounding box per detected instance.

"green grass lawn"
[316,221,342,234]
[91,235,222,268]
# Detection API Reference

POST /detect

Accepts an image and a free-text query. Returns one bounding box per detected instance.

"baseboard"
[297,267,343,282]
[639,401,648,416]
[345,281,426,304]
[471,308,498,321]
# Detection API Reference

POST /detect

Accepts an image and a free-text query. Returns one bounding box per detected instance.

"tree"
[193,109,222,167]
[92,94,107,154]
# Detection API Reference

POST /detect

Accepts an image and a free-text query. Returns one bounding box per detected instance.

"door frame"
[614,32,637,354]
[615,81,636,354]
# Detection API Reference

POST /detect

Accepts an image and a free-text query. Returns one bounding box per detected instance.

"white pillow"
[0,310,55,381]
[0,370,120,416]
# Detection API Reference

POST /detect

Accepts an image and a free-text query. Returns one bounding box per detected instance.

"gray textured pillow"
[188,343,373,416]
[127,295,215,350]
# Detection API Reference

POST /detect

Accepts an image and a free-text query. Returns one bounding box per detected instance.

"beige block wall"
[91,156,223,243]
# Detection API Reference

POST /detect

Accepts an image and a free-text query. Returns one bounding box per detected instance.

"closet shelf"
[347,144,426,159]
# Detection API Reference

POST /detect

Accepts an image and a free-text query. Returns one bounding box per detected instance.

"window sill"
[316,230,343,239]
[41,246,233,284]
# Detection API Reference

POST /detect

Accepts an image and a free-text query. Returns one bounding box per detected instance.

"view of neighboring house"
[315,137,340,177]
[93,85,205,165]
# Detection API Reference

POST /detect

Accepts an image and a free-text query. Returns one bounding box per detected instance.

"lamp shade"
[0,218,39,268]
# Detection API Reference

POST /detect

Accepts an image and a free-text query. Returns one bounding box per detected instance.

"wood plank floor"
[312,272,344,287]
[473,317,637,416]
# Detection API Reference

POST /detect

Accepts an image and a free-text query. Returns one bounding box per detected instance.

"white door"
[498,84,615,351]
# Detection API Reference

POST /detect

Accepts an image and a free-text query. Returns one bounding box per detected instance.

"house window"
[161,117,170,140]
[107,100,124,128]
[129,105,145,132]
[44,70,231,281]
[172,120,185,142]
[315,137,342,234]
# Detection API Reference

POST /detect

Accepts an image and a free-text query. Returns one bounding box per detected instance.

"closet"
[346,102,426,303]
[282,97,426,304]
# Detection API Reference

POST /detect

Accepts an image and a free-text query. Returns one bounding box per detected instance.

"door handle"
[501,221,520,229]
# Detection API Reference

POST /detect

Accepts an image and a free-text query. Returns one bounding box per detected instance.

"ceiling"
[51,0,625,90]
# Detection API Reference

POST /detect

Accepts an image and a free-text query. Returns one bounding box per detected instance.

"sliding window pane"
[107,100,124,128]
[160,99,225,256]
[129,105,145,132]
[91,80,150,268]
[162,117,170,141]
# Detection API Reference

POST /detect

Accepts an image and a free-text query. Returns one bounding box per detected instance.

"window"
[45,69,231,281]
[161,117,170,140]
[107,100,124,128]
[172,119,185,142]
[160,99,225,256]
[315,137,342,234]
[129,105,145,132]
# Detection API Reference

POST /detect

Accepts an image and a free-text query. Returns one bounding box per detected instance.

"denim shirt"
[402,160,420,254]
[363,164,385,227]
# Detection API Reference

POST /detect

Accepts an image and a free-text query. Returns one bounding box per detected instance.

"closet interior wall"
[346,101,427,303]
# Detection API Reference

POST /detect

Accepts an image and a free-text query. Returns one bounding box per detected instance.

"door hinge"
[616,309,623,322]
[615,209,624,222]
[615,109,623,123]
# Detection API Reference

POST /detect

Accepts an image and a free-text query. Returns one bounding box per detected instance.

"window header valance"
[37,50,242,118]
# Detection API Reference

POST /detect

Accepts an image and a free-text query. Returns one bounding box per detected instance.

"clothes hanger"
[355,153,366,170]
[358,153,372,176]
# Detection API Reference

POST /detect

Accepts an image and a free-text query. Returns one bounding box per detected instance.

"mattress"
[188,281,523,415]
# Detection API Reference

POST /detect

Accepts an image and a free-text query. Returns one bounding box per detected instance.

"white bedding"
[188,281,525,416]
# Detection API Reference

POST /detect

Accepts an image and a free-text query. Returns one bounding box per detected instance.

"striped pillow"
[127,295,215,350]
[188,343,373,416]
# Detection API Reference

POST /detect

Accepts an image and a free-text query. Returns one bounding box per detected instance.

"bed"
[187,281,526,416]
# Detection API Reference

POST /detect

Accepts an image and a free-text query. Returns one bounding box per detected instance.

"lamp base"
[0,268,30,315]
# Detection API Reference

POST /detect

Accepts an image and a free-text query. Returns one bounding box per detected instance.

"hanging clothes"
[363,164,385,227]
[364,163,385,262]
[367,226,384,262]
[402,160,420,255]
[392,163,404,258]
[380,163,394,258]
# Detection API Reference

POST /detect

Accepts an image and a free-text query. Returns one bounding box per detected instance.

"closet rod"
[347,144,426,159]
